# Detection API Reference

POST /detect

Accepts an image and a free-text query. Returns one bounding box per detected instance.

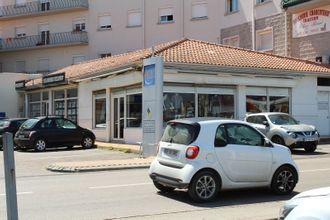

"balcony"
[282,0,312,8]
[0,0,88,20]
[0,31,88,52]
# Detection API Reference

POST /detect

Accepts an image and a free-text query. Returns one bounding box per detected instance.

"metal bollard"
[3,132,18,220]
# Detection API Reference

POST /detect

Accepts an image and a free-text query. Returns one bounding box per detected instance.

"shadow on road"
[291,149,328,156]
[157,188,299,208]
[16,145,97,153]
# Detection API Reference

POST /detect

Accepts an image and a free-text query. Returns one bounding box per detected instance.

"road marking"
[89,182,152,190]
[0,191,33,196]
[301,168,330,173]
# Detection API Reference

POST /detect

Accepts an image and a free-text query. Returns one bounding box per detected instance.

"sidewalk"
[46,141,154,173]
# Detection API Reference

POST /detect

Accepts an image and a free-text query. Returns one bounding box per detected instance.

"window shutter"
[192,3,207,18]
[159,8,172,17]
[128,12,142,26]
[99,15,111,29]
[15,26,26,37]
[257,30,272,51]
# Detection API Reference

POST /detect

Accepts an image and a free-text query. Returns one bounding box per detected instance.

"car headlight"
[279,204,296,220]
[287,131,298,139]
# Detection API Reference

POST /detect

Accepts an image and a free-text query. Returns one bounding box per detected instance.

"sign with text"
[292,6,330,38]
[42,72,65,85]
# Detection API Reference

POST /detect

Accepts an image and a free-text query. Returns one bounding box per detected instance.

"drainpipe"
[182,0,185,38]
[252,0,256,50]
[284,10,288,57]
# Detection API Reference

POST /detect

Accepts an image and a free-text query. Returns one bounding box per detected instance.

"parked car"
[245,112,320,152]
[14,116,95,151]
[279,187,330,219]
[149,118,299,202]
[0,118,28,150]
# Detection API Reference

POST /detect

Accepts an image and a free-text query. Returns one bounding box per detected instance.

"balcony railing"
[0,0,88,19]
[282,0,312,8]
[0,31,88,51]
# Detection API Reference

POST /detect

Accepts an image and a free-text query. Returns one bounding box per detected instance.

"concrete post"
[2,132,18,220]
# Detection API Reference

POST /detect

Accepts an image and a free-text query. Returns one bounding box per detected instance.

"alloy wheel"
[35,139,46,151]
[272,168,296,194]
[82,136,93,148]
[195,175,216,200]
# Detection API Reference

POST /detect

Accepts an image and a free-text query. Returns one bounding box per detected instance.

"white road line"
[300,168,330,173]
[89,182,152,190]
[0,191,33,196]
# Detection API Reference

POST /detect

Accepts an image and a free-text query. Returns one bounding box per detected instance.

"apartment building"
[0,0,328,75]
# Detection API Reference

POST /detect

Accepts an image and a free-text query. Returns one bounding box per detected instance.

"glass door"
[113,96,125,140]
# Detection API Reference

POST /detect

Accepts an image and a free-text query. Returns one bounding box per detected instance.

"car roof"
[246,112,289,117]
[0,118,28,121]
[168,117,248,126]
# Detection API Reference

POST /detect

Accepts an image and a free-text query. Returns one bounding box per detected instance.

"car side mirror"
[264,138,273,147]
[263,121,269,127]
[215,138,227,147]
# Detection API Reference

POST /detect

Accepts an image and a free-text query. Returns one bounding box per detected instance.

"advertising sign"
[42,72,65,85]
[292,6,330,38]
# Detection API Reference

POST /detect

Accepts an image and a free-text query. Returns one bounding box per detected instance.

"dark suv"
[14,116,95,151]
[0,118,28,149]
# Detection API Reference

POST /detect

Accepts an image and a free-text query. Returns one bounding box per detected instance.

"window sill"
[224,10,239,16]
[157,21,175,25]
[191,16,208,21]
[257,49,273,53]
[126,25,142,28]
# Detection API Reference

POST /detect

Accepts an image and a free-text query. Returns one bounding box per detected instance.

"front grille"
[295,131,316,136]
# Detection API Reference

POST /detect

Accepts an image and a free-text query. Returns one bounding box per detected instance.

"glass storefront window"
[29,93,41,102]
[95,98,106,128]
[246,95,267,113]
[29,103,40,117]
[54,90,65,99]
[67,99,78,122]
[42,92,48,100]
[163,93,195,123]
[270,96,289,113]
[54,100,65,116]
[67,88,78,98]
[127,94,142,127]
[198,94,234,118]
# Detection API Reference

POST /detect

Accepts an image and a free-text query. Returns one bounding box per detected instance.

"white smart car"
[149,118,299,202]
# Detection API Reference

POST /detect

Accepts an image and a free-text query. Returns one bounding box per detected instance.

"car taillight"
[186,146,199,159]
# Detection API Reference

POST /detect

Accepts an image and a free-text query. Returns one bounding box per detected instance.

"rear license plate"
[305,138,316,142]
[18,135,24,139]
[163,148,178,157]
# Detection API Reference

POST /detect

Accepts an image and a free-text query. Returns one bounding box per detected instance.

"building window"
[128,11,142,27]
[15,0,26,6]
[256,0,271,4]
[198,94,235,118]
[223,35,239,47]
[53,89,78,122]
[163,93,195,123]
[98,15,112,30]
[100,53,112,58]
[159,8,174,23]
[28,93,41,117]
[40,0,50,11]
[126,94,142,127]
[192,2,208,19]
[72,55,85,64]
[15,26,26,38]
[38,58,49,73]
[226,0,238,14]
[93,90,106,128]
[15,60,26,72]
[73,18,86,32]
[256,28,273,52]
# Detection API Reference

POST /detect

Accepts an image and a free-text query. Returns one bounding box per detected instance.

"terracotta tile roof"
[26,38,330,87]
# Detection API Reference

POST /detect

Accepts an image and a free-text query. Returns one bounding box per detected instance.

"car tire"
[34,138,47,152]
[188,170,220,203]
[271,135,285,146]
[67,145,74,150]
[271,165,297,195]
[81,136,94,149]
[304,144,317,153]
[153,181,175,193]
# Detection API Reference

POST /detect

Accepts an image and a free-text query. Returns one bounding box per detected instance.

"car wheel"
[271,166,297,195]
[188,170,220,202]
[304,144,317,153]
[34,138,47,152]
[67,145,74,150]
[271,135,285,146]
[81,136,94,148]
[153,181,175,193]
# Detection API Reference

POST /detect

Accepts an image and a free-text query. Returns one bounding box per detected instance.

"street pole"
[3,132,19,220]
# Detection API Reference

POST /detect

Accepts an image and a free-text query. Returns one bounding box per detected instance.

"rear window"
[21,119,39,129]
[161,122,200,145]
[0,120,10,128]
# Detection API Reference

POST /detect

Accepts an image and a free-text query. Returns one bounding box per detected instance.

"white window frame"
[191,2,208,20]
[73,18,86,32]
[72,55,85,64]
[256,28,273,52]
[98,14,112,30]
[127,10,142,27]
[159,8,174,24]
[223,35,240,47]
[226,0,239,14]
[15,26,26,38]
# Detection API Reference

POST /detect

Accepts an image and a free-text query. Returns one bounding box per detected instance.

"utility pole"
[3,132,19,220]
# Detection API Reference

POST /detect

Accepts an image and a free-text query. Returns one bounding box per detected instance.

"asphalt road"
[0,145,330,220]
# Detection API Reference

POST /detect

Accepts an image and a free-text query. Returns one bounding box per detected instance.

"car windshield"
[0,120,10,128]
[21,118,39,129]
[268,114,299,125]
[161,122,199,145]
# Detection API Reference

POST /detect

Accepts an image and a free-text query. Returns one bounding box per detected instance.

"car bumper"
[148,158,196,189]
[285,135,319,148]
[14,138,33,149]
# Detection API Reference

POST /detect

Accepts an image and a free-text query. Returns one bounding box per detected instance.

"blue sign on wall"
[143,64,155,86]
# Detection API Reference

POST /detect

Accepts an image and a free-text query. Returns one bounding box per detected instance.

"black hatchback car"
[0,118,28,149]
[14,116,95,151]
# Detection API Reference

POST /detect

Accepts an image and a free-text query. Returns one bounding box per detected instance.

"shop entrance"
[317,91,330,136]
[113,95,125,140]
